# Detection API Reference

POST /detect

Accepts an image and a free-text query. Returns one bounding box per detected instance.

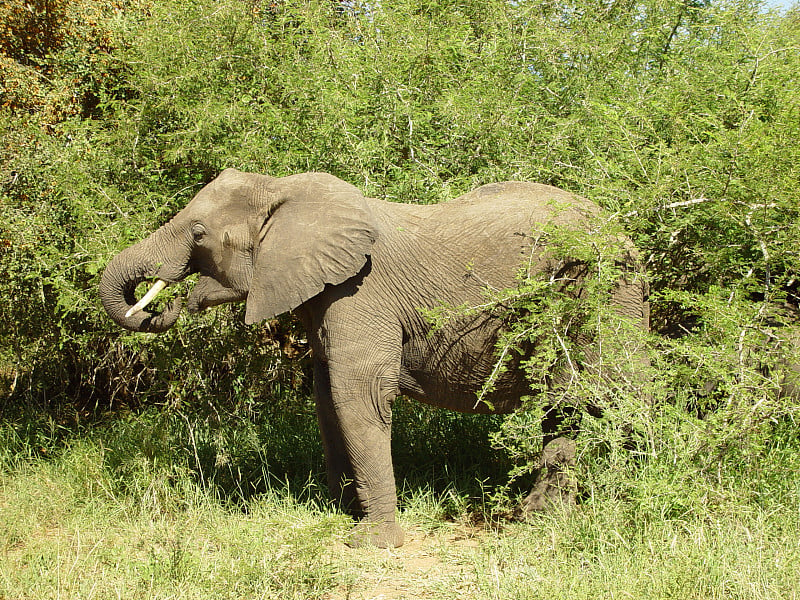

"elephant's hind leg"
[517,437,577,515]
[516,404,580,516]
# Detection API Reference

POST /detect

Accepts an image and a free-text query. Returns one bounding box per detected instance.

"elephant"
[99,169,649,548]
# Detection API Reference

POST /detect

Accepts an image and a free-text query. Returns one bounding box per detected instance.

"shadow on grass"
[391,397,517,517]
[1,391,522,520]
[184,394,519,518]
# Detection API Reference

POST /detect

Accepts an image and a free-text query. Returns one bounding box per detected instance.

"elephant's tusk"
[125,279,168,318]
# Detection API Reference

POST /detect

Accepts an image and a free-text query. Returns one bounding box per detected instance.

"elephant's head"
[99,169,377,332]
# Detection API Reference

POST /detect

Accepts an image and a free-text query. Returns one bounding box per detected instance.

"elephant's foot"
[516,437,577,517]
[347,520,405,548]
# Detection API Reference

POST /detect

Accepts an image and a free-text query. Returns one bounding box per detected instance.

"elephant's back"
[371,181,605,295]
[415,182,603,287]
[444,181,602,228]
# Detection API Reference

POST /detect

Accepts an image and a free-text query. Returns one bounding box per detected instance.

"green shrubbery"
[1,0,799,523]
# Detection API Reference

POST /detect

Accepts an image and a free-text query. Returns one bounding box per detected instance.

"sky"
[763,0,796,10]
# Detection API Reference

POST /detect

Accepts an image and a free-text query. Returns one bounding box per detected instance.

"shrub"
[1,0,798,519]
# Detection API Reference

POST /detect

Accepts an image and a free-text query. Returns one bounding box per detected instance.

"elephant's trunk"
[99,223,189,333]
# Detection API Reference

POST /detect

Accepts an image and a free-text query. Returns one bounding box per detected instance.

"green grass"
[2,407,799,600]
[0,430,343,599]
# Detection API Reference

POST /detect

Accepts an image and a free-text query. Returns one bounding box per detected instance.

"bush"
[1,0,798,521]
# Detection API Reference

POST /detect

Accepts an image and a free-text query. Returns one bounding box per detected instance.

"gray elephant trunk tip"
[99,258,183,333]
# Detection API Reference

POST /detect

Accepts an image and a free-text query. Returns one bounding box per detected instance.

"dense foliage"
[2,0,799,507]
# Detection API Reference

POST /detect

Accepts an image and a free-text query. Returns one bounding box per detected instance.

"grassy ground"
[1,406,799,600]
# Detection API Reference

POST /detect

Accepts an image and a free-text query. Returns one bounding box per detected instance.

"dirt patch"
[325,525,488,600]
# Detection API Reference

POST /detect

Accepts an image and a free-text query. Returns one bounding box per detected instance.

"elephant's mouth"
[124,275,246,320]
[99,262,185,334]
[125,278,170,318]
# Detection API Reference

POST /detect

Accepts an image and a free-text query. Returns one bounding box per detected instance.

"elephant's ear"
[244,173,378,324]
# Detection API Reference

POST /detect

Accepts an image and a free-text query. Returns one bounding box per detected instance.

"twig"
[473,327,533,410]
[623,196,713,218]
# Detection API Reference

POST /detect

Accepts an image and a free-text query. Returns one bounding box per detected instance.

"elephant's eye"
[191,224,206,243]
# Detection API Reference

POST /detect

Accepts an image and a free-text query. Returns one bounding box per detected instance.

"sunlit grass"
[1,410,798,600]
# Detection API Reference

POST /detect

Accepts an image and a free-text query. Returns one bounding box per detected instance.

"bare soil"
[325,525,488,600]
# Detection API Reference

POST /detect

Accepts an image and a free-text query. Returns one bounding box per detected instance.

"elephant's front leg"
[314,360,358,512]
[318,360,404,548]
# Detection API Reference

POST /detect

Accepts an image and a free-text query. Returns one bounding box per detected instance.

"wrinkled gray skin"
[775,328,800,400]
[100,170,649,548]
